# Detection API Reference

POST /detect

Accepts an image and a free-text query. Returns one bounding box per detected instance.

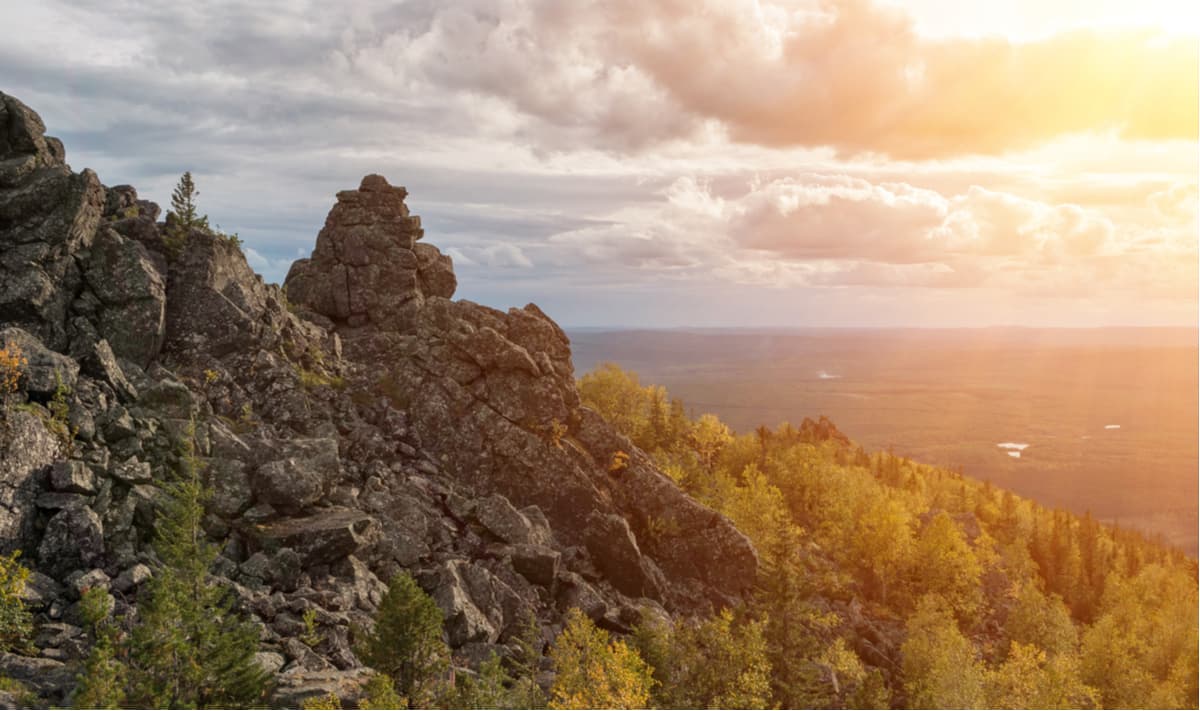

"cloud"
[548,173,1197,296]
[478,242,534,268]
[614,0,1198,157]
[330,0,1198,157]
[19,0,1190,160]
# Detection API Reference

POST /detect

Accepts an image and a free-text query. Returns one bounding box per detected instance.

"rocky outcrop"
[0,92,757,707]
[285,175,455,331]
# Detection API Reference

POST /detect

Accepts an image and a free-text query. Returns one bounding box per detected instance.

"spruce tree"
[123,430,269,708]
[165,171,208,247]
[71,588,127,709]
[355,572,450,706]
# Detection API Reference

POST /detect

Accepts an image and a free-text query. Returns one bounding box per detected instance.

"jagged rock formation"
[0,91,757,707]
[284,175,456,330]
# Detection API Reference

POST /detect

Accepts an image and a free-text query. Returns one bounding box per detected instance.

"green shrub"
[0,551,31,653]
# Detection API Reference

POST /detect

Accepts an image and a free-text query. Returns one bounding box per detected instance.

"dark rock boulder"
[0,326,78,395]
[83,228,166,367]
[584,512,666,601]
[38,504,104,578]
[511,543,560,587]
[251,437,341,515]
[0,653,74,705]
[419,560,500,647]
[0,95,104,351]
[270,669,373,709]
[0,93,65,181]
[0,410,59,555]
[415,242,456,299]
[165,230,276,358]
[251,508,379,567]
[473,492,540,545]
[79,339,138,402]
[48,460,96,495]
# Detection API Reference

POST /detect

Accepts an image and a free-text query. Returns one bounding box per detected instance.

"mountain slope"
[0,91,754,706]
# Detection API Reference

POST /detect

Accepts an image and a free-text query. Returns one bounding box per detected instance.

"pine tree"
[123,429,270,708]
[71,588,127,709]
[644,608,772,709]
[507,613,548,709]
[355,572,450,707]
[165,171,209,248]
[754,516,842,708]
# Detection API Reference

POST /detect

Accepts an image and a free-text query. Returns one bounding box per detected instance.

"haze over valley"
[571,327,1199,552]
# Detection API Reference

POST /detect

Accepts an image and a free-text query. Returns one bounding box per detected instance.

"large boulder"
[0,93,103,351]
[0,92,65,182]
[419,560,501,647]
[164,230,275,357]
[251,437,341,515]
[37,504,104,578]
[0,410,59,555]
[251,508,379,567]
[83,228,166,367]
[584,512,666,601]
[0,326,78,395]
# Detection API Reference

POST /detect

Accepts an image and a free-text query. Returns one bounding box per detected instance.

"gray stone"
[206,456,252,518]
[100,406,137,441]
[0,410,58,554]
[415,242,456,299]
[83,228,166,367]
[420,560,498,647]
[111,563,152,593]
[37,506,104,578]
[255,651,286,675]
[253,508,378,567]
[584,512,665,601]
[284,175,426,330]
[252,437,340,515]
[66,568,111,598]
[137,377,194,419]
[49,460,96,495]
[109,456,152,484]
[474,493,535,545]
[270,669,373,709]
[35,492,88,510]
[0,652,74,702]
[511,544,561,587]
[0,327,78,396]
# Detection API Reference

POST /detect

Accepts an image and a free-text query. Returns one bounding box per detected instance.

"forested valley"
[571,363,1199,709]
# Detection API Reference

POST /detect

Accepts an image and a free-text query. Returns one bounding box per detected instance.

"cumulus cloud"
[18,0,1190,160]
[612,0,1197,157]
[334,0,1198,157]
[549,173,1197,296]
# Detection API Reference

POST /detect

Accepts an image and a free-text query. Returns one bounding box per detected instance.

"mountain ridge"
[0,90,755,706]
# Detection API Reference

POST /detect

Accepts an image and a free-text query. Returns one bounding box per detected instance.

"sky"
[2,0,1197,328]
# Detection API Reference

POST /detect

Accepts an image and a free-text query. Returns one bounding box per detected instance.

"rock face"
[285,175,456,331]
[0,92,757,707]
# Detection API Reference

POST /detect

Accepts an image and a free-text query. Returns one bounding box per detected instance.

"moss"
[298,368,346,391]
